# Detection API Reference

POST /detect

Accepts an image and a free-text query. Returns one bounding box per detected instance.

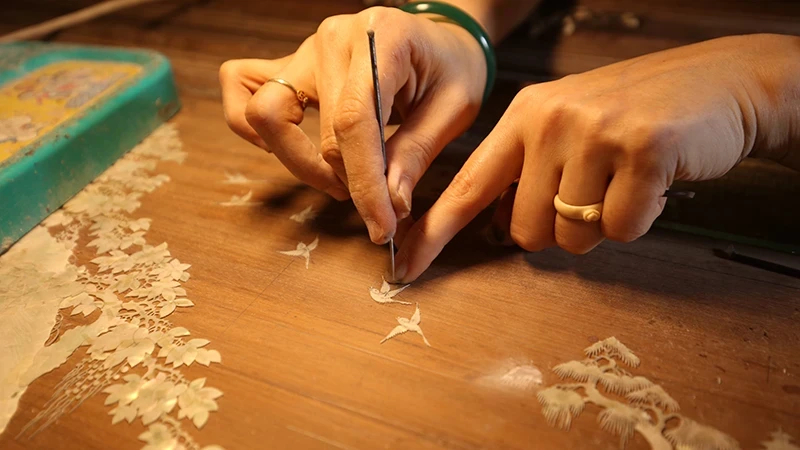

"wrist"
[742,34,800,170]
[406,0,537,44]
[400,2,496,103]
[437,21,488,99]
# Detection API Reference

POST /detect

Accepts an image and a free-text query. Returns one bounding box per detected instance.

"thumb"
[385,88,479,220]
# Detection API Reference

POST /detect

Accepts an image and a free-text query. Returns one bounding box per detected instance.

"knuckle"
[218,60,240,83]
[509,224,547,252]
[319,135,342,162]
[446,167,480,205]
[244,94,277,132]
[625,121,677,170]
[317,15,345,40]
[583,105,617,138]
[554,230,592,255]
[359,6,402,29]
[402,132,438,171]
[533,99,576,146]
[540,96,575,128]
[226,115,250,136]
[348,179,386,213]
[603,221,647,243]
[510,85,540,112]
[333,97,370,138]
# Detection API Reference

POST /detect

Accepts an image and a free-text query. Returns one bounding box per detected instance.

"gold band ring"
[266,78,310,110]
[553,194,603,222]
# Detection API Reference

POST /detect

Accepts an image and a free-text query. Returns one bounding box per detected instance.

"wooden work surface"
[1,1,799,449]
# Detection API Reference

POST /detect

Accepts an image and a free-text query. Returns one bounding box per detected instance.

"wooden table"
[1,1,799,449]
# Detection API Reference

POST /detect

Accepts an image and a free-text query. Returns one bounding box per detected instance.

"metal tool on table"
[367,30,396,281]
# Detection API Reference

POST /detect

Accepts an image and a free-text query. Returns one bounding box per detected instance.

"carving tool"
[367,29,396,280]
[714,244,800,279]
[663,189,695,199]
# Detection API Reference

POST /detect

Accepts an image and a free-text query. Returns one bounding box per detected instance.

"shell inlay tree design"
[538,337,739,450]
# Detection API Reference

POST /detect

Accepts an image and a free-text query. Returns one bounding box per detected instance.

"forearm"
[409,0,541,43]
[744,34,800,171]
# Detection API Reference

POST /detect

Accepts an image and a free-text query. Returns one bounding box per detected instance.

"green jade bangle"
[398,1,497,103]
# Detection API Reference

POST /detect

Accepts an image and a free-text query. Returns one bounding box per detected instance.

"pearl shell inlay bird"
[289,205,317,224]
[219,190,259,206]
[369,278,411,304]
[381,303,431,347]
[222,172,251,184]
[278,236,319,269]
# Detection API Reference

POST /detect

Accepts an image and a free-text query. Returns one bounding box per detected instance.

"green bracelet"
[398,1,497,104]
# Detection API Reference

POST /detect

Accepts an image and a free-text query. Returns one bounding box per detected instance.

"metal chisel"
[367,29,396,280]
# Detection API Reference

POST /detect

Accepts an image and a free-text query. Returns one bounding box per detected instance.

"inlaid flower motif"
[163,339,220,368]
[154,259,191,282]
[132,373,187,425]
[178,378,223,429]
[158,298,194,318]
[60,291,102,317]
[138,423,181,450]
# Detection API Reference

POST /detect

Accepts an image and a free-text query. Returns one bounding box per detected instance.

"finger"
[220,57,291,150]
[245,55,348,200]
[315,18,351,186]
[393,215,415,248]
[394,123,524,283]
[486,184,517,246]
[601,166,669,243]
[508,150,561,252]
[386,88,477,220]
[553,156,612,254]
[333,29,413,243]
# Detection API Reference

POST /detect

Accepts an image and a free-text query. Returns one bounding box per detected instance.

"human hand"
[394,34,790,282]
[219,7,487,243]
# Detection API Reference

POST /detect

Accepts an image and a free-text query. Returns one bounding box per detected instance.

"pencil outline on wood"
[1,124,225,450]
[278,236,319,269]
[537,336,739,450]
[289,205,317,224]
[219,190,259,206]
[381,303,431,347]
[369,277,411,305]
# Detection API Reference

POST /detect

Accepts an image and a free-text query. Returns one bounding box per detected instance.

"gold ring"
[267,77,310,110]
[553,194,603,222]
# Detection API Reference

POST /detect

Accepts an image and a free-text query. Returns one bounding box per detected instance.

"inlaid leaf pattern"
[3,124,225,450]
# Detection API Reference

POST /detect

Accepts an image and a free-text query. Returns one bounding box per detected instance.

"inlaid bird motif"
[278,236,319,269]
[381,303,430,347]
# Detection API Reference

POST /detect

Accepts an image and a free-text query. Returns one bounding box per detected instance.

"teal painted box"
[0,42,180,254]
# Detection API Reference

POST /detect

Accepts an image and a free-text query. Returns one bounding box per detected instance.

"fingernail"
[365,218,388,244]
[391,259,408,283]
[397,178,412,218]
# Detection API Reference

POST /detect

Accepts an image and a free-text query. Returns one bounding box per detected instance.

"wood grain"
[1,1,799,449]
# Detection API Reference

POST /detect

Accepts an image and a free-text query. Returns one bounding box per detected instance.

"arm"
[422,0,542,43]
